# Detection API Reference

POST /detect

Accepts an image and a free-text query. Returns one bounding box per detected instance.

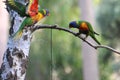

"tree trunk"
[0,0,8,66]
[0,0,32,80]
[79,0,99,80]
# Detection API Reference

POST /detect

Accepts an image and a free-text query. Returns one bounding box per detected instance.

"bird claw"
[83,36,87,40]
[75,33,80,36]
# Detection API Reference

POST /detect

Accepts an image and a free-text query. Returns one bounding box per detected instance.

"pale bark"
[0,0,31,80]
[79,0,99,80]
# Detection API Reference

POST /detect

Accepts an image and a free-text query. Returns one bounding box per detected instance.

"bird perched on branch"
[14,9,49,39]
[69,21,101,45]
[5,0,50,39]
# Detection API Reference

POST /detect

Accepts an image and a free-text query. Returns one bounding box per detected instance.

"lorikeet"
[13,9,49,39]
[69,21,101,45]
[5,0,50,39]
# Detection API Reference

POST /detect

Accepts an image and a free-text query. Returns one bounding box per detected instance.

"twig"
[33,24,120,55]
[95,45,120,55]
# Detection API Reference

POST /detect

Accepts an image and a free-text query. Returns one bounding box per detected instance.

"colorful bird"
[14,9,50,39]
[5,0,50,39]
[69,21,101,45]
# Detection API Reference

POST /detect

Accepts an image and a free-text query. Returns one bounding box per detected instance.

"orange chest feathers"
[31,13,44,22]
[79,22,89,31]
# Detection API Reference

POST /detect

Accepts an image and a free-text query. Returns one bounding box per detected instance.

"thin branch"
[96,45,120,55]
[33,24,120,55]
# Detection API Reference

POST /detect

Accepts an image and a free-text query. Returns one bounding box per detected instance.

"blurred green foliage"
[97,0,120,44]
[97,0,120,80]
[26,0,83,80]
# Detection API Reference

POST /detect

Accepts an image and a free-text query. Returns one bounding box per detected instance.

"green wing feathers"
[87,22,101,45]
[5,0,27,17]
[87,23,100,35]
[90,33,101,45]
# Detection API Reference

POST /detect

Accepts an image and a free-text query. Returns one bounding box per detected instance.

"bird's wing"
[86,22,100,44]
[86,22,94,33]
[86,21,99,35]
[26,0,39,16]
[5,0,26,17]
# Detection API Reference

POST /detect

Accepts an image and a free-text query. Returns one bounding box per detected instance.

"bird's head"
[69,21,78,28]
[39,9,50,16]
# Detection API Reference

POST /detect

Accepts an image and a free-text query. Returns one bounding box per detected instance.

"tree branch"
[33,24,120,55]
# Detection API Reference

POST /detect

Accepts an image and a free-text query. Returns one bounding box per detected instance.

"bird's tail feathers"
[13,31,23,40]
[91,36,101,45]
[94,31,99,35]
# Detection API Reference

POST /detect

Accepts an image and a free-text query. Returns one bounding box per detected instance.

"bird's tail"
[13,30,23,40]
[91,35,101,45]
[94,31,99,35]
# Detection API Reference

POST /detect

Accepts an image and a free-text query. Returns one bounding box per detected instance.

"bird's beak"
[69,26,72,28]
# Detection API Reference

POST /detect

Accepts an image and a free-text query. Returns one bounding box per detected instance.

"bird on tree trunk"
[5,0,50,39]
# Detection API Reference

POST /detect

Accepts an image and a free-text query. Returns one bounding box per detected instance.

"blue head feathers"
[69,21,78,28]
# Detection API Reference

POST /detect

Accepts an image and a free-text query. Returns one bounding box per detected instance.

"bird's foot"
[83,37,87,40]
[75,33,80,36]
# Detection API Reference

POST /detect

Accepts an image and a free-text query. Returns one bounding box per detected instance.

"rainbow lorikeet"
[14,9,49,39]
[5,0,50,39]
[69,21,101,45]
